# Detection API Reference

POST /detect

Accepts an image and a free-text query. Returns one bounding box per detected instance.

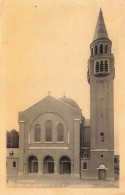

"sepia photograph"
[1,0,125,194]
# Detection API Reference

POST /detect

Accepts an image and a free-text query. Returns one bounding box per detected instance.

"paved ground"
[7,173,119,188]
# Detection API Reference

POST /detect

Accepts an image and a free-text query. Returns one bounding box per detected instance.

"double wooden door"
[99,169,106,180]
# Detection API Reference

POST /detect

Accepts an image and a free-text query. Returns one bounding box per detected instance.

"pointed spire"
[93,9,109,41]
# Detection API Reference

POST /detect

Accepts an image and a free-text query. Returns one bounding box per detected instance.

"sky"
[1,0,125,155]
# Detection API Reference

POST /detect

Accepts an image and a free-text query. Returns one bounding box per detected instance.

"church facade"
[7,10,115,180]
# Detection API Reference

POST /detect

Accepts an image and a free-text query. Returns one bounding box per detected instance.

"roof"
[58,96,80,109]
[93,9,109,41]
[23,95,81,114]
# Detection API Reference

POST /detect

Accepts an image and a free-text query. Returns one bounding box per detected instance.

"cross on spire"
[34,5,37,14]
[48,91,51,96]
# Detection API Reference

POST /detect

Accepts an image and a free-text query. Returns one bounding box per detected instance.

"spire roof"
[93,9,109,41]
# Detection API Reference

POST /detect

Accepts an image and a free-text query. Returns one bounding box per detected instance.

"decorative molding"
[67,131,69,144]
[29,147,68,149]
[90,149,114,152]
[81,147,89,149]
[19,121,25,123]
[7,157,19,159]
[96,168,108,170]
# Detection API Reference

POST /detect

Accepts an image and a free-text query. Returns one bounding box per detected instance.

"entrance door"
[63,162,70,174]
[60,156,71,174]
[31,162,38,173]
[99,169,106,180]
[28,156,38,173]
[43,156,54,174]
[48,162,54,173]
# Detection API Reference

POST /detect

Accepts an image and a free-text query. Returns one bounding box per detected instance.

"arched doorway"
[60,156,71,174]
[97,164,107,180]
[28,156,38,173]
[43,156,54,174]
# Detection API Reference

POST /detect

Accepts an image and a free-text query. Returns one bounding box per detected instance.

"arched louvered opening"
[95,45,97,55]
[100,61,103,72]
[105,60,108,72]
[95,61,99,73]
[100,44,103,53]
[91,48,93,56]
[105,44,108,53]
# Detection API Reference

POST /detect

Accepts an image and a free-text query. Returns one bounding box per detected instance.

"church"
[7,9,115,180]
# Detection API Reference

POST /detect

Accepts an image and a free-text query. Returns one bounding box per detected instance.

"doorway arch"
[60,156,71,174]
[97,164,107,180]
[43,156,54,174]
[28,156,38,173]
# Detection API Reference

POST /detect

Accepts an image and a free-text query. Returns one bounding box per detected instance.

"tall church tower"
[87,9,115,180]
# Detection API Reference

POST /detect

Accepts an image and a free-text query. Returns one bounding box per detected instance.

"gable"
[18,96,82,126]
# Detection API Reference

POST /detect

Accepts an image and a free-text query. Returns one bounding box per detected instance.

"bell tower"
[88,9,115,180]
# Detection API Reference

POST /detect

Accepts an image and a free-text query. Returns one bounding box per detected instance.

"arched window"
[100,61,103,72]
[95,45,97,55]
[91,48,93,56]
[95,61,99,73]
[100,44,103,53]
[13,161,16,167]
[105,60,108,72]
[100,132,104,142]
[105,44,108,53]
[45,120,52,142]
[34,124,41,142]
[110,46,111,53]
[57,123,64,142]
[10,151,14,156]
[83,162,87,169]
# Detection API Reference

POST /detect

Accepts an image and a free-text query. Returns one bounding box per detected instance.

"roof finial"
[63,92,66,98]
[48,91,51,96]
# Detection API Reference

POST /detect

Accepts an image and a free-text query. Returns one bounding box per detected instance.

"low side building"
[6,148,19,175]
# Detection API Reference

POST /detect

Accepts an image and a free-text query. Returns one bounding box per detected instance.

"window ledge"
[44,142,53,143]
[56,142,64,143]
[33,142,41,143]
[94,72,109,75]
[83,169,88,171]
